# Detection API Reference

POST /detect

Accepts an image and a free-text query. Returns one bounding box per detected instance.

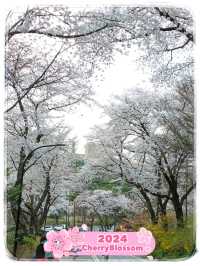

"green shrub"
[146,216,196,260]
[21,235,38,249]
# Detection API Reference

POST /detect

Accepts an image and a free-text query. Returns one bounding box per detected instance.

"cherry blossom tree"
[87,80,194,228]
[76,190,135,231]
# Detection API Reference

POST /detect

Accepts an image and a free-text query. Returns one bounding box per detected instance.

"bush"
[6,231,40,259]
[21,235,38,249]
[146,216,196,260]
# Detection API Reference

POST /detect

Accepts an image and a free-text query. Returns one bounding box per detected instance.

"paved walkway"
[62,255,148,261]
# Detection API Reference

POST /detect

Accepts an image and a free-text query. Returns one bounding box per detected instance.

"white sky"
[67,49,153,153]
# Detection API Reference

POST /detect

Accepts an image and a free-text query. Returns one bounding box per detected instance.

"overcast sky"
[67,48,153,153]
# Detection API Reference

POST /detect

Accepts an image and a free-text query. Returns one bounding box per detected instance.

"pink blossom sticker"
[44,230,72,258]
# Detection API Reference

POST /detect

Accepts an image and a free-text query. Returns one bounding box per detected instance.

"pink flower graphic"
[137,227,153,245]
[68,226,85,246]
[44,230,72,259]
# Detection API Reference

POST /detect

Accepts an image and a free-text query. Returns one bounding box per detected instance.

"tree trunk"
[65,210,68,228]
[55,215,59,224]
[139,187,158,224]
[90,216,94,231]
[171,187,184,228]
[157,197,169,230]
[12,147,26,257]
[73,201,76,226]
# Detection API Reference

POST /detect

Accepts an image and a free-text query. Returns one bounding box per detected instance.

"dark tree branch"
[165,38,190,52]
[180,183,196,205]
[7,23,109,42]
[23,144,66,169]
[5,46,63,113]
[155,7,194,42]
[125,177,171,200]
[10,155,17,170]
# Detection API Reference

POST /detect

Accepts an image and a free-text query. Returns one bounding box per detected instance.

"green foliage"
[146,217,196,260]
[89,178,134,195]
[21,235,38,248]
[71,159,85,170]
[120,183,132,193]
[6,167,12,177]
[6,229,39,258]
[6,228,15,252]
[88,178,115,191]
[7,185,21,202]
[68,191,79,201]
